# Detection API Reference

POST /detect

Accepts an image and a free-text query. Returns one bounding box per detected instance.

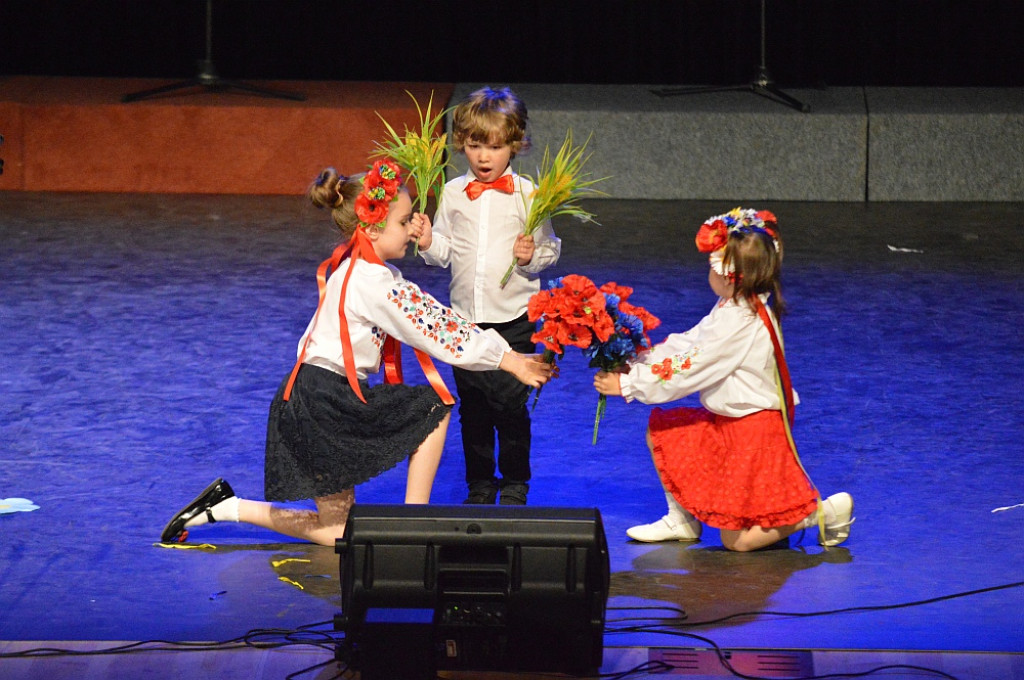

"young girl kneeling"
[594,208,853,552]
[161,161,550,547]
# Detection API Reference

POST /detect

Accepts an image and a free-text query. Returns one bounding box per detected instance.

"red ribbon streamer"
[752,297,795,426]
[283,229,454,406]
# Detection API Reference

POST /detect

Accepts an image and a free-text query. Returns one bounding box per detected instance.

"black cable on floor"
[599,580,1024,680]
[607,579,1024,627]
[3,581,1018,678]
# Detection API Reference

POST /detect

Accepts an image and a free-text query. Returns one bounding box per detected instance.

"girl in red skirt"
[594,208,853,552]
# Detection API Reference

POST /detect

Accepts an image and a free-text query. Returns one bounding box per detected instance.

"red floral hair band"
[355,159,403,229]
[695,207,778,277]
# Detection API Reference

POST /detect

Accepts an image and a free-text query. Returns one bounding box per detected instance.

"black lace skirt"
[264,363,450,502]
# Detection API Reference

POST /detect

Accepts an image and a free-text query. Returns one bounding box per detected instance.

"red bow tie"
[465,174,515,200]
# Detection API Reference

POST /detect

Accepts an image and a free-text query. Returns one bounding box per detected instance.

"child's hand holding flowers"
[593,368,625,396]
[513,233,536,266]
[528,275,659,444]
[409,211,432,249]
[372,91,449,254]
[500,131,605,287]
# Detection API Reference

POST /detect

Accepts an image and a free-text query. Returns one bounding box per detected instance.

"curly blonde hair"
[451,87,530,156]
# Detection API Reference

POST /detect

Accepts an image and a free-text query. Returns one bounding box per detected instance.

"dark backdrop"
[2,0,1022,87]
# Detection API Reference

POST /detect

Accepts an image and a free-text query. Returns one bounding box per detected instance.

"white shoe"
[626,514,702,543]
[818,492,855,547]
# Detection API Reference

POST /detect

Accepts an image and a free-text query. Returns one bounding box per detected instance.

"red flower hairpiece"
[695,218,730,254]
[696,208,778,254]
[355,159,403,229]
[697,208,779,280]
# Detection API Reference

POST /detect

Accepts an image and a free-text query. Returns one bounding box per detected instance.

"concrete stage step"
[448,83,1024,202]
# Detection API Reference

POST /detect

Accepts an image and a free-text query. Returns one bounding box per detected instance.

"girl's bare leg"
[237,489,355,547]
[231,411,450,545]
[721,492,854,551]
[405,412,451,503]
[720,522,803,552]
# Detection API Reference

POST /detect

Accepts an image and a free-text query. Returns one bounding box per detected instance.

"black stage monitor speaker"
[335,504,609,680]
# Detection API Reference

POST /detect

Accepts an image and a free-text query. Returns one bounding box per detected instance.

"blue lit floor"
[1,193,1022,677]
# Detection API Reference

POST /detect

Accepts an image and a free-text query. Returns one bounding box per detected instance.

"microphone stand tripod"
[123,0,304,103]
[652,0,809,113]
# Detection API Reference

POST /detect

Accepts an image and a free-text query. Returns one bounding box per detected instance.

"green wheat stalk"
[373,91,451,254]
[500,130,607,287]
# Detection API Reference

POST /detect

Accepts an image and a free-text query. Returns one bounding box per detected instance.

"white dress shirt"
[618,294,797,417]
[298,258,510,379]
[420,169,561,324]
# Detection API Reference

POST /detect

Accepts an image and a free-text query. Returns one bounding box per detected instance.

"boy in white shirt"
[418,87,561,505]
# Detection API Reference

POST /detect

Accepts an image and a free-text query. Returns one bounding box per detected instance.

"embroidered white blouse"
[297,259,510,380]
[618,294,797,418]
[420,169,561,324]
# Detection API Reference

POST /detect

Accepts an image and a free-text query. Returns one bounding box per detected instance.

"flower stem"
[530,350,557,412]
[592,393,607,445]
[499,258,516,288]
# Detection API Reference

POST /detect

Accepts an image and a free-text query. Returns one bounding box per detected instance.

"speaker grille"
[649,648,814,677]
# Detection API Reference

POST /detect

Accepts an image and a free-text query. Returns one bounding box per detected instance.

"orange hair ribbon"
[283,229,454,405]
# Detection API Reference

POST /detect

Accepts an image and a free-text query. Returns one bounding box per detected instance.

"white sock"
[184,496,240,528]
[798,509,818,530]
[799,497,836,530]
[665,492,696,525]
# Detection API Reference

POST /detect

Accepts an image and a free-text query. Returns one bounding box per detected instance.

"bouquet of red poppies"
[528,274,660,444]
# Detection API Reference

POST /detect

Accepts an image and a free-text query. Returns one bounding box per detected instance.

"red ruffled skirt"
[649,406,817,531]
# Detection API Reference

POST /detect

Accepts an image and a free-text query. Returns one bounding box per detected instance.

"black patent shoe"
[160,478,235,543]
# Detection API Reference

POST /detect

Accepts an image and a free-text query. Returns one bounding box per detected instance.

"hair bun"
[310,167,350,209]
[331,177,347,208]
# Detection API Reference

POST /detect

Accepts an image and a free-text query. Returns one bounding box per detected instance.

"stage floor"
[1,192,1023,679]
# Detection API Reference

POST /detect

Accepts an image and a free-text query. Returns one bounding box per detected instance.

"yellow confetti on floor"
[271,558,312,568]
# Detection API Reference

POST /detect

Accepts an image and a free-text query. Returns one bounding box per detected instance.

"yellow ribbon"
[271,558,312,568]
[754,297,827,546]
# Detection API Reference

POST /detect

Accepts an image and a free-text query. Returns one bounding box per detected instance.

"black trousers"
[452,314,535,485]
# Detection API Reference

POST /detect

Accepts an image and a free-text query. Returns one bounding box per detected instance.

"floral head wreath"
[695,207,779,277]
[354,159,403,229]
